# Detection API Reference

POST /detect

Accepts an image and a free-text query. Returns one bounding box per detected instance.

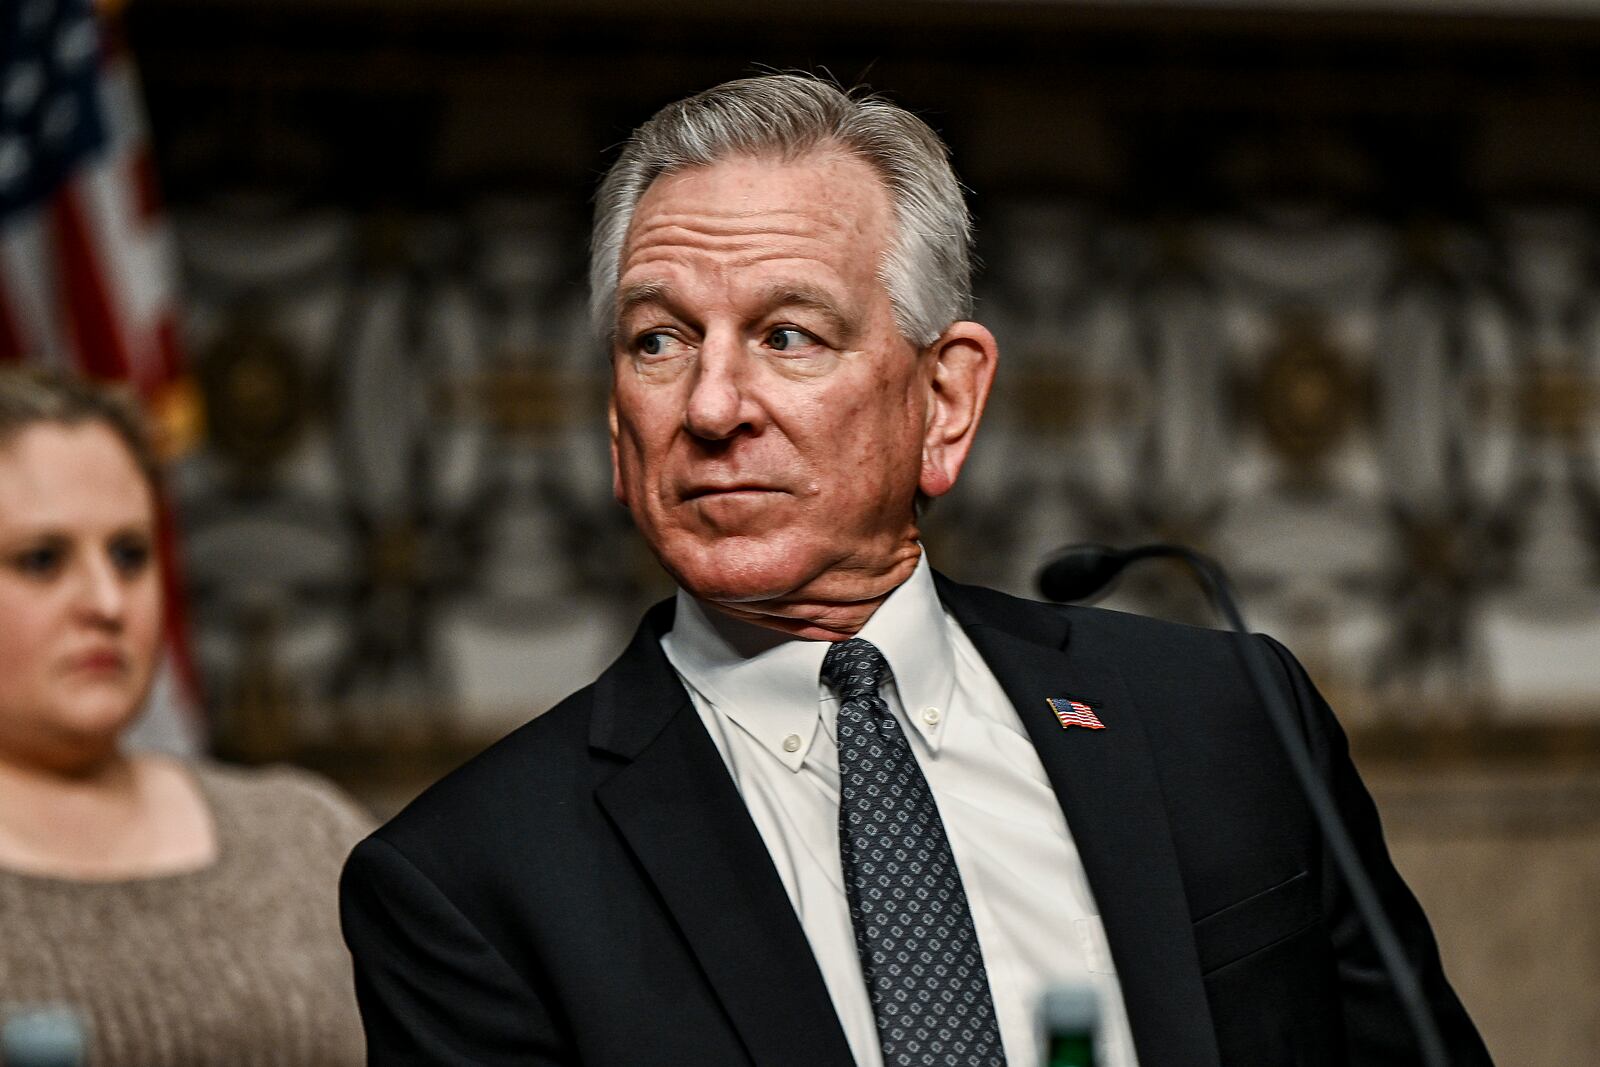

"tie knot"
[820,637,890,702]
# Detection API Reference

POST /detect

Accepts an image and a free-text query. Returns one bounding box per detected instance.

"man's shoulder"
[936,570,1240,667]
[366,598,681,862]
[367,680,604,856]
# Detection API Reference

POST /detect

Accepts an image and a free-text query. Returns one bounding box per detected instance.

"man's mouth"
[682,485,783,501]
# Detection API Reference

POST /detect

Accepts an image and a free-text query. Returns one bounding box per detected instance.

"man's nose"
[683,333,762,441]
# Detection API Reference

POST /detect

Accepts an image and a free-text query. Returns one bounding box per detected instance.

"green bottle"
[1040,984,1099,1067]
[1046,1032,1095,1067]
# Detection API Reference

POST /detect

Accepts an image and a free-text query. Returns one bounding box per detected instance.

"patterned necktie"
[822,638,1006,1067]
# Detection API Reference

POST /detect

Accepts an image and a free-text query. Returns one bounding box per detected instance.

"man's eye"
[109,536,153,577]
[767,327,813,352]
[12,546,63,578]
[637,332,678,357]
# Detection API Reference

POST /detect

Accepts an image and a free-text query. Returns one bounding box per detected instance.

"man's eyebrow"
[615,281,673,325]
[753,284,858,339]
[614,281,860,340]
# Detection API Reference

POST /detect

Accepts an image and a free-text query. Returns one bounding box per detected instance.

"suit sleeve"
[340,834,573,1065]
[1260,635,1495,1066]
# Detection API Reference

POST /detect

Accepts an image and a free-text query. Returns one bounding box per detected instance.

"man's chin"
[653,535,823,605]
[645,528,922,638]
[671,565,812,607]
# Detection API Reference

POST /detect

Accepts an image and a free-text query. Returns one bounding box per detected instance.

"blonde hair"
[0,367,162,492]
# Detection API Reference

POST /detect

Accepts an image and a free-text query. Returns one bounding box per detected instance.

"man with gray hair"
[341,74,1490,1067]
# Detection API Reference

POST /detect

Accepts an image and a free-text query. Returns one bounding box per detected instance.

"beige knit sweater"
[0,762,372,1066]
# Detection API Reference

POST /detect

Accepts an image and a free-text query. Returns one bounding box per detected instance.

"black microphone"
[1037,543,1196,603]
[1037,543,1450,1067]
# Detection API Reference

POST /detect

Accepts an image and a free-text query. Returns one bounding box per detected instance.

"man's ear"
[919,321,999,499]
[608,390,626,506]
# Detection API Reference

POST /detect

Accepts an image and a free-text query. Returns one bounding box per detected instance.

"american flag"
[1048,696,1105,731]
[0,0,204,753]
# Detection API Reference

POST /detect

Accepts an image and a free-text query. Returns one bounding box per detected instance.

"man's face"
[608,152,933,608]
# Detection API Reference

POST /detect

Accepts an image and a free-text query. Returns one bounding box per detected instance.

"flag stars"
[0,139,28,190]
[20,0,55,37]
[4,64,45,117]
[41,96,78,144]
[1,0,108,217]
[54,18,99,71]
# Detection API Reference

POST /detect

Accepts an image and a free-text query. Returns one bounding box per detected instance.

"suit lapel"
[938,576,1223,1067]
[590,604,855,1067]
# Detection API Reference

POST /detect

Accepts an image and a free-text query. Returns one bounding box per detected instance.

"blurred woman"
[0,368,369,1065]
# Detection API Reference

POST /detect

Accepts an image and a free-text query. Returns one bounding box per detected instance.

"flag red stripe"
[50,183,133,381]
[156,496,205,712]
[131,146,164,224]
[0,282,24,363]
[156,313,184,381]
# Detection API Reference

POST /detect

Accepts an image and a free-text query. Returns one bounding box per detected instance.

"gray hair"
[0,367,162,493]
[589,73,973,347]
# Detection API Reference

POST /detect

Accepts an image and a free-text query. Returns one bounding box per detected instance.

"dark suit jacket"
[340,575,1492,1066]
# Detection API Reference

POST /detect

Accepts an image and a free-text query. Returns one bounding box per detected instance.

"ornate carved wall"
[163,190,1600,754]
[125,5,1600,1058]
[126,1,1600,756]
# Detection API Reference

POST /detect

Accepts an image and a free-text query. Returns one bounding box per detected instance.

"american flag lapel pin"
[1048,696,1105,731]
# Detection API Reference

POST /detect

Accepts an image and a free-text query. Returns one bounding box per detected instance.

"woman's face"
[0,422,162,768]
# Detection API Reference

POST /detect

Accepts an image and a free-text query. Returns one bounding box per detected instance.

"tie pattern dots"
[822,638,1006,1067]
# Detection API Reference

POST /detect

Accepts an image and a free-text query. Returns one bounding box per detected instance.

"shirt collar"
[856,553,957,751]
[661,552,957,770]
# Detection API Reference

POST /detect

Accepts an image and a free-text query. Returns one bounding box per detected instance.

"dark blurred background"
[109,0,1600,1059]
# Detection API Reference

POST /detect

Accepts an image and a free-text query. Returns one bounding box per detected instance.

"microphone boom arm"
[1042,543,1450,1067]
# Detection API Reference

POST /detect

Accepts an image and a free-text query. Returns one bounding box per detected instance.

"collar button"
[782,733,802,753]
[921,706,942,726]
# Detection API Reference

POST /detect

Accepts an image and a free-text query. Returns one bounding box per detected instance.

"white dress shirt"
[661,555,1139,1067]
